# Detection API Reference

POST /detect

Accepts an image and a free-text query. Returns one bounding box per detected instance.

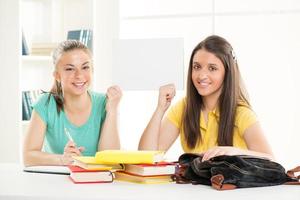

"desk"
[0,163,299,200]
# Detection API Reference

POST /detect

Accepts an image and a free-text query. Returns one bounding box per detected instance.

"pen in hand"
[64,128,74,142]
[64,128,85,155]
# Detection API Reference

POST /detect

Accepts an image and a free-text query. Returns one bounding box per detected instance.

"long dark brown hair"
[182,35,250,149]
[48,40,92,114]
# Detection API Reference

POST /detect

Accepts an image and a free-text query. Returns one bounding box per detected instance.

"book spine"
[22,31,29,55]
[24,91,33,119]
[22,91,30,120]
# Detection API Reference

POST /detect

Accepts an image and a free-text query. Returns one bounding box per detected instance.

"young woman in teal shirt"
[23,40,122,166]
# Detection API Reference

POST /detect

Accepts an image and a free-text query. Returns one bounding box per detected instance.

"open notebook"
[23,165,70,175]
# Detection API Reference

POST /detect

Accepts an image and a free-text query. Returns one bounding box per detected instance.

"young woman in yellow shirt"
[139,35,274,161]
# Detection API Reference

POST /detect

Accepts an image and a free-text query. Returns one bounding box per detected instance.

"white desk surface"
[0,163,299,200]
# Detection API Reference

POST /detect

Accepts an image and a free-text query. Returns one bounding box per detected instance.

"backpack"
[172,153,300,190]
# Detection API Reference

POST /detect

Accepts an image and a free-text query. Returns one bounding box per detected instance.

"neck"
[202,90,221,112]
[64,92,90,113]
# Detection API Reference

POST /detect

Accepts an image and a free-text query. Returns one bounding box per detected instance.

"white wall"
[0,0,20,163]
[93,0,119,92]
[118,0,300,167]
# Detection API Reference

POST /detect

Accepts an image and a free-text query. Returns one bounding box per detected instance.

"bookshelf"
[22,55,52,62]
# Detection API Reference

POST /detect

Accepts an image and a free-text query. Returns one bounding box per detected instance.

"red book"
[68,165,113,184]
[124,161,176,176]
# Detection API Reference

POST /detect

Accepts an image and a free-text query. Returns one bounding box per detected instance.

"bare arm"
[98,85,122,150]
[202,122,274,161]
[242,122,274,159]
[23,111,82,167]
[23,111,62,166]
[138,84,179,151]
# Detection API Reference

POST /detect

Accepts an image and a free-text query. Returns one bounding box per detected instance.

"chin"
[196,89,209,96]
[71,89,88,96]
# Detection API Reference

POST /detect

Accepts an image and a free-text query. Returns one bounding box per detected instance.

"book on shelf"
[124,161,176,176]
[72,156,124,171]
[22,90,42,121]
[114,171,173,184]
[67,29,93,50]
[68,165,113,184]
[22,30,29,55]
[95,150,165,164]
[30,43,58,56]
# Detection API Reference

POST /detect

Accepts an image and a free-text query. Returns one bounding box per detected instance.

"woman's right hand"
[61,141,84,165]
[157,84,176,113]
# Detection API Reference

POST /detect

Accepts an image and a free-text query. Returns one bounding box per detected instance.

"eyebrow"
[64,61,90,67]
[193,62,218,67]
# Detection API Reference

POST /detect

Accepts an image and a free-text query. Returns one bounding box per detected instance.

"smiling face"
[54,49,92,97]
[191,49,225,101]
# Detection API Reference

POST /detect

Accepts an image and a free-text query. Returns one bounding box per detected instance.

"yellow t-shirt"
[166,98,258,153]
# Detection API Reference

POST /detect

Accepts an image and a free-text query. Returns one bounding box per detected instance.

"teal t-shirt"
[33,91,106,156]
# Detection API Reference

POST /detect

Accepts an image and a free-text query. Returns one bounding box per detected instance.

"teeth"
[74,82,85,86]
[199,81,209,86]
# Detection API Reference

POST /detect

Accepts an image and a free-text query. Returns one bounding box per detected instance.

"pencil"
[64,128,74,142]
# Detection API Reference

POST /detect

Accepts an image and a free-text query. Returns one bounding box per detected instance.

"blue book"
[22,31,29,55]
[67,29,93,51]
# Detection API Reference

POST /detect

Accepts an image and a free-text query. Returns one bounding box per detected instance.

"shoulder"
[166,97,186,128]
[235,104,258,135]
[170,97,186,112]
[90,91,106,102]
[89,91,107,115]
[32,93,57,123]
[235,104,257,120]
[33,93,53,108]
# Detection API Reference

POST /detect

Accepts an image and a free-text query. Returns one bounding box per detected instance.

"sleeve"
[166,98,186,129]
[235,106,258,136]
[100,95,107,121]
[32,93,50,123]
[93,92,107,123]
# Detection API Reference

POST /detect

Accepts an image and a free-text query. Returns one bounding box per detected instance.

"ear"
[53,71,60,82]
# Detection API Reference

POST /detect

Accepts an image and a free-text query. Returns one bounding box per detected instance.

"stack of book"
[69,150,176,184]
[95,150,176,184]
[22,90,42,120]
[115,162,176,184]
[69,156,123,184]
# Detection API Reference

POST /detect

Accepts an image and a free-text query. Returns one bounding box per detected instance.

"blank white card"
[112,38,184,90]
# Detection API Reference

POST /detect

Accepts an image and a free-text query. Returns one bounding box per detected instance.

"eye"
[192,64,201,70]
[82,65,90,70]
[208,66,217,71]
[65,67,74,71]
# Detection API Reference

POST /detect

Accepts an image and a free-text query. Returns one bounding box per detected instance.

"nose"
[198,70,208,81]
[74,68,83,78]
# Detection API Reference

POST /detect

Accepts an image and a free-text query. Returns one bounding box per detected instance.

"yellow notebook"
[95,150,165,164]
[73,156,124,171]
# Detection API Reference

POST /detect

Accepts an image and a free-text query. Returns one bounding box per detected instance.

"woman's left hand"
[106,85,122,113]
[201,146,244,162]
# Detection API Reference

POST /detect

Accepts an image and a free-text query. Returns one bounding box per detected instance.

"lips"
[197,81,211,88]
[72,82,86,88]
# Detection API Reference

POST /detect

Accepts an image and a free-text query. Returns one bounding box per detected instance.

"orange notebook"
[115,171,173,184]
[68,165,113,184]
[124,162,176,176]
